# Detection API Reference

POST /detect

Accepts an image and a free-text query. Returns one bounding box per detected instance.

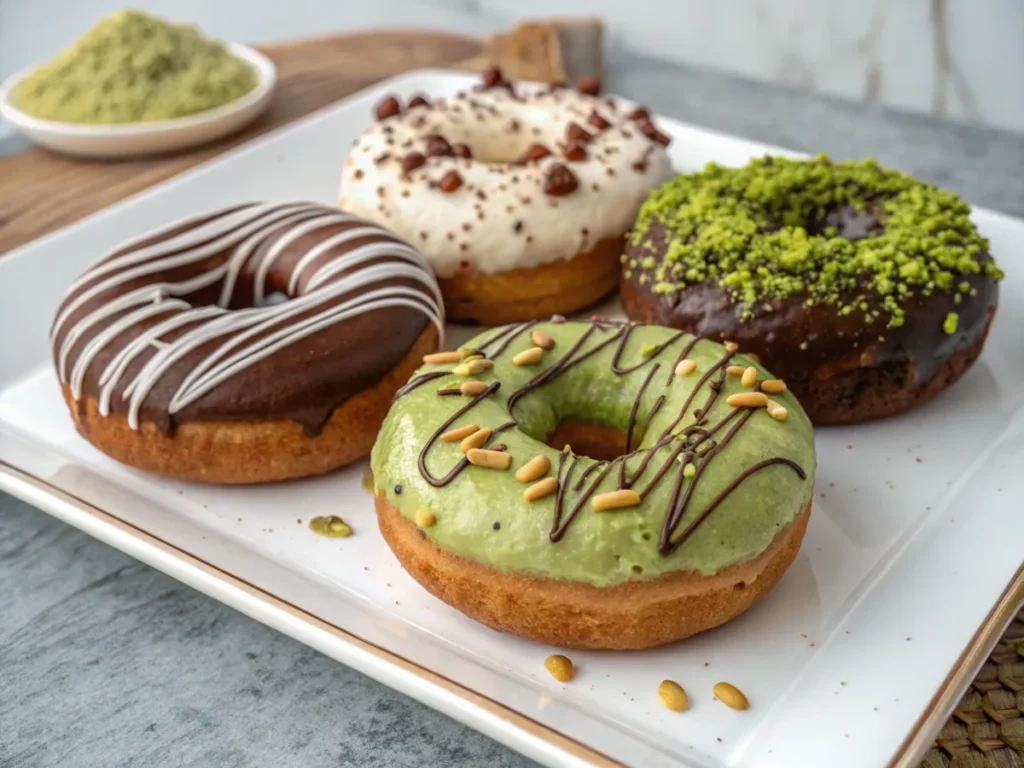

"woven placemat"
[920,609,1024,767]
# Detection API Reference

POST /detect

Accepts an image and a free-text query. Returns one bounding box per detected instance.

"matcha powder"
[11,10,258,124]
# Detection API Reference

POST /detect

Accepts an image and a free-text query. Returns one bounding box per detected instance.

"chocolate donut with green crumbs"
[620,154,1003,424]
[371,319,816,650]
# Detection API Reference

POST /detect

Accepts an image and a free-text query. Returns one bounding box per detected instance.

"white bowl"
[0,43,276,159]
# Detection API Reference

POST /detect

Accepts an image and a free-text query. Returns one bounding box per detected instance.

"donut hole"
[460,126,550,164]
[801,203,883,242]
[544,419,630,462]
[470,139,534,164]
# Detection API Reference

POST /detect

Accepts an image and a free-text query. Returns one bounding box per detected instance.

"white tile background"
[1,0,1022,134]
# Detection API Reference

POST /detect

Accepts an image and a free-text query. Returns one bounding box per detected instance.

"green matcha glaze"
[626,155,1003,329]
[371,322,816,587]
[12,11,258,124]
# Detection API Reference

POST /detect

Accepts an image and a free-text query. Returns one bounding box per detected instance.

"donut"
[51,202,444,484]
[339,68,674,324]
[621,155,1003,424]
[371,319,815,649]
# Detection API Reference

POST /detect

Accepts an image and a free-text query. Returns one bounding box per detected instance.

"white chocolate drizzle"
[52,202,444,430]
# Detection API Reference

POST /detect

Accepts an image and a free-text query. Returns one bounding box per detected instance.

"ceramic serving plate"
[0,43,276,159]
[1,70,1022,768]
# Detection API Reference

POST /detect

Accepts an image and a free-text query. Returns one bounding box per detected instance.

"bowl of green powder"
[0,10,276,158]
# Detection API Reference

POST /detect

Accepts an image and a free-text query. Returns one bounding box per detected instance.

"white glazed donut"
[337,70,674,324]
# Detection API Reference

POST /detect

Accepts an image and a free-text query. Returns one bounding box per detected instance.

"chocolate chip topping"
[577,76,601,96]
[425,134,453,157]
[452,143,472,159]
[375,95,401,120]
[521,143,552,162]
[402,152,426,173]
[439,170,464,193]
[544,163,579,196]
[567,122,594,143]
[564,140,588,162]
[482,65,512,90]
[481,65,502,86]
[588,110,611,131]
[638,120,672,147]
[408,94,429,109]
[629,106,651,122]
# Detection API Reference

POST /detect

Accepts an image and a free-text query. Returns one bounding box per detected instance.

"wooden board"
[0,30,484,253]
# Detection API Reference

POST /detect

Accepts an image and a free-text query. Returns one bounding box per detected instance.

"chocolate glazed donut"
[621,156,1003,425]
[52,202,444,483]
[622,219,999,425]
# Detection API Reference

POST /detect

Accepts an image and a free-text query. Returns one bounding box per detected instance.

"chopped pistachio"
[627,155,1003,330]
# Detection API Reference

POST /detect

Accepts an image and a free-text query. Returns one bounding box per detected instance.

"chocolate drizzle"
[506,324,625,414]
[417,382,513,487]
[551,452,617,541]
[624,363,661,456]
[610,324,687,374]
[52,203,445,436]
[394,371,448,400]
[663,456,805,555]
[404,319,807,559]
[477,320,538,358]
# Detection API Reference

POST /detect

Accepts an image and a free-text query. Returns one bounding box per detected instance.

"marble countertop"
[3,43,1024,768]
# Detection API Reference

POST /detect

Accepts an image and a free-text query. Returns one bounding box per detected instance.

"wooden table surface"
[0,29,484,253]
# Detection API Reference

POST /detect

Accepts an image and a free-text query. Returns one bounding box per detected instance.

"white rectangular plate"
[2,70,1023,768]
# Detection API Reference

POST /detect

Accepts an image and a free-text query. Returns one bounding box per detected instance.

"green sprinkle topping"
[683,463,696,479]
[641,344,657,357]
[309,515,352,538]
[943,312,959,335]
[629,155,1003,328]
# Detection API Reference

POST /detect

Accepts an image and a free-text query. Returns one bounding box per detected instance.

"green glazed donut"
[371,319,816,649]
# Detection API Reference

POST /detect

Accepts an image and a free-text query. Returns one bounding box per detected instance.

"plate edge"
[887,561,1024,767]
[0,459,626,768]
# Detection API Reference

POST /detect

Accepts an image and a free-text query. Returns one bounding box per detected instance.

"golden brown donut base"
[437,236,623,325]
[376,433,811,650]
[622,279,994,425]
[62,325,439,484]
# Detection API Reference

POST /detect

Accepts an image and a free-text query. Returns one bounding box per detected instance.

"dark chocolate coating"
[621,220,999,420]
[52,203,439,436]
